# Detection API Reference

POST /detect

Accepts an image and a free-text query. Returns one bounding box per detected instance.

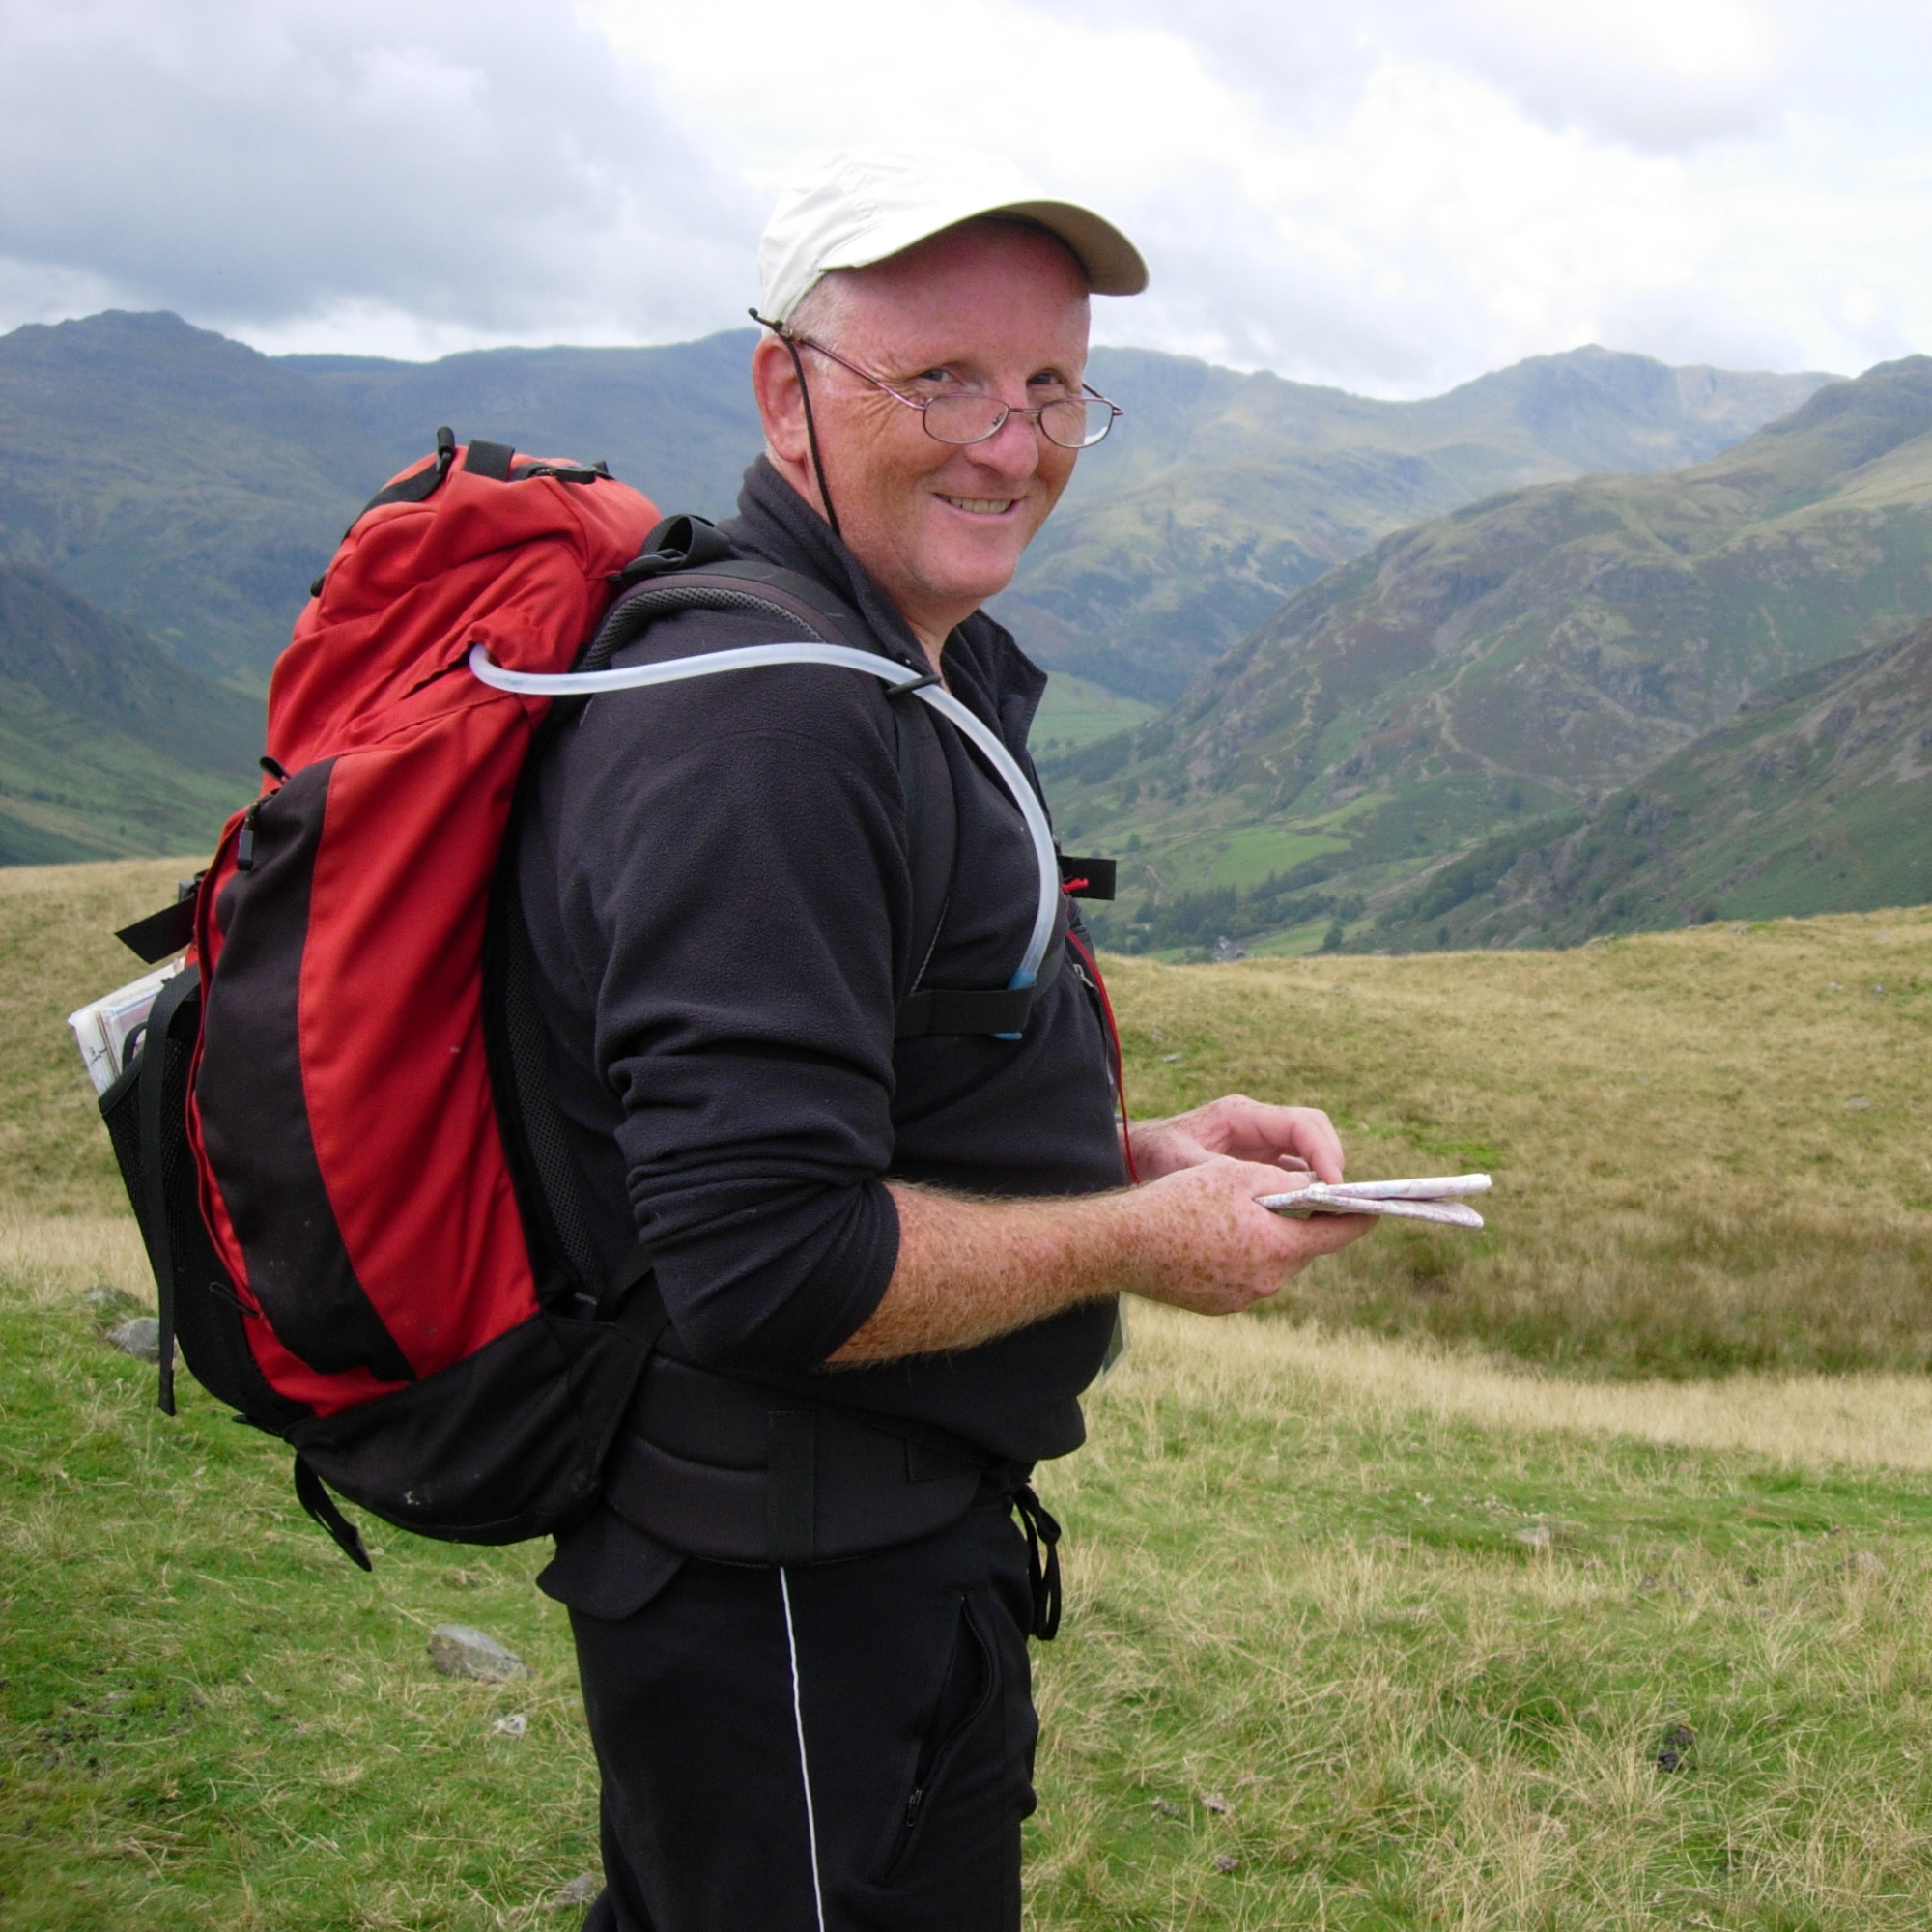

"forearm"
[826,1181,1133,1363]
[826,1147,1368,1364]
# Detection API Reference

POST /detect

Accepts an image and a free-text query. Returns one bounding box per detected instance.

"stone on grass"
[428,1624,529,1682]
[106,1317,160,1362]
[1200,1791,1233,1815]
[1851,1551,1887,1578]
[1513,1522,1554,1550]
[550,1873,601,1909]
[492,1712,528,1737]
[83,1285,142,1319]
[1212,1854,1241,1874]
[1658,1719,1695,1771]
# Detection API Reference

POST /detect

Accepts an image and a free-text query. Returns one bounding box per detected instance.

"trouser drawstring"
[1011,1485,1063,1640]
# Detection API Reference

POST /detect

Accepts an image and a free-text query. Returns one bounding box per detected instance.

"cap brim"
[823,193,1149,298]
[999,199,1149,298]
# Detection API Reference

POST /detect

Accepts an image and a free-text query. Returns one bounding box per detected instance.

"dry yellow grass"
[1115,1300,1932,1473]
[0,854,190,1219]
[1105,909,1932,1376]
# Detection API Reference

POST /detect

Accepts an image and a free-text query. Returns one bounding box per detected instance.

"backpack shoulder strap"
[894,690,954,1002]
[584,550,959,1009]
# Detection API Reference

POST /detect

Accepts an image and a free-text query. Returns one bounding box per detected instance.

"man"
[517,147,1372,1931]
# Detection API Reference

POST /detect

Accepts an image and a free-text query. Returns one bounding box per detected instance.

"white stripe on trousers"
[779,1568,829,1932]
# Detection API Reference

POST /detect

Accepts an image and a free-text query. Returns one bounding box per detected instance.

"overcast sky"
[4,0,1928,396]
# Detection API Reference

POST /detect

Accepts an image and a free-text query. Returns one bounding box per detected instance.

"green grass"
[12,1288,1932,1928]
[1160,825,1351,892]
[1030,675,1158,756]
[1107,910,1932,1380]
[0,1298,601,1929]
[6,858,1932,1926]
[1030,1320,1932,1929]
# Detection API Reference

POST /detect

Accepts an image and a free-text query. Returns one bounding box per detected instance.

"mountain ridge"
[0,310,1834,698]
[993,343,1835,699]
[1048,355,1932,952]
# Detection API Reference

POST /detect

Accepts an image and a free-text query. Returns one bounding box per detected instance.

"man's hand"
[1129,1093,1346,1185]
[1114,1153,1370,1316]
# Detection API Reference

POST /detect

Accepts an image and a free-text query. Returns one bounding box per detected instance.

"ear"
[752,332,811,466]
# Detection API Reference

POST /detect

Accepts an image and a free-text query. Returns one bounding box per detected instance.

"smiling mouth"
[937,495,1019,516]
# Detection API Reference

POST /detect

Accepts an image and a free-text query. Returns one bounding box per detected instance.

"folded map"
[1260,1174,1491,1230]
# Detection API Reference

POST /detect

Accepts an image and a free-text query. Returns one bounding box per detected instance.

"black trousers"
[574,1499,1039,1932]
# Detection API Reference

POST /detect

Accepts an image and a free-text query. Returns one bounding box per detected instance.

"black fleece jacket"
[515,458,1125,1477]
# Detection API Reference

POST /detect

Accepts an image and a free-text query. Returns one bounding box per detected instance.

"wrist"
[1075,1180,1171,1301]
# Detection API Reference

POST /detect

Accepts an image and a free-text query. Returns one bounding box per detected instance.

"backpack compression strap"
[469,641,1064,1030]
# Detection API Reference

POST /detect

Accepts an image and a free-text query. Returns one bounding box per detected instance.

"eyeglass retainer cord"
[752,309,842,543]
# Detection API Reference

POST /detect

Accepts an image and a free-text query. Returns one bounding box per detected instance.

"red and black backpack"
[100,432,1117,1567]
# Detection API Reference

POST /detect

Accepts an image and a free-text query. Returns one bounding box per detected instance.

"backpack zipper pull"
[236,759,289,873]
[235,800,260,872]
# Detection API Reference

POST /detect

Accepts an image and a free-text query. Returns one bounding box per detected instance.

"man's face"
[756,221,1093,647]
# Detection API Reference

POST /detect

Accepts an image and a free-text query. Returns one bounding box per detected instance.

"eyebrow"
[889,358,1079,388]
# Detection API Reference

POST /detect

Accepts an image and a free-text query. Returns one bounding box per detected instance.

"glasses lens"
[922,394,1009,444]
[1039,396,1116,448]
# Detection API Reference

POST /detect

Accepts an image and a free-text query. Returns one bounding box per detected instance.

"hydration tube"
[469,641,1062,994]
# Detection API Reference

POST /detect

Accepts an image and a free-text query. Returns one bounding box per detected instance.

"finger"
[1205,1098,1320,1167]
[1295,1210,1376,1253]
[1225,1155,1309,1198]
[1282,1109,1347,1183]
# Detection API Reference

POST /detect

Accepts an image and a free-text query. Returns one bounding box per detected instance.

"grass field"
[1030,675,1158,756]
[1107,914,1932,1379]
[4,859,1932,1928]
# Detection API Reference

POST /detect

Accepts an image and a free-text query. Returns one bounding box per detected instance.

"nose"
[962,406,1043,483]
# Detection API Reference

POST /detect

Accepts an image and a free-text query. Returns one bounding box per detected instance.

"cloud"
[1035,0,1785,151]
[1424,0,1782,149]
[0,0,759,351]
[3,0,1931,388]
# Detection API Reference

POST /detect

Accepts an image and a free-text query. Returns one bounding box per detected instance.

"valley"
[1049,357,1932,954]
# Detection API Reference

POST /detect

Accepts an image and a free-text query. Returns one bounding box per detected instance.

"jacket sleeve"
[547,611,915,1373]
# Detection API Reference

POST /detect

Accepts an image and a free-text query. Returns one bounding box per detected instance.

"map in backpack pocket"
[68,961,186,1096]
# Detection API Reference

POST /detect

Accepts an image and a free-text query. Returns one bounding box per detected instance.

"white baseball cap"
[757,145,1150,326]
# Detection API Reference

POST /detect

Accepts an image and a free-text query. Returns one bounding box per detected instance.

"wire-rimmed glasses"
[781,328,1122,450]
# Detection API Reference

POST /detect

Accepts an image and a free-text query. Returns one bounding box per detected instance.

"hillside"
[1049,355,1932,951]
[1,312,1829,699]
[1369,620,1932,950]
[0,565,259,863]
[997,345,1833,700]
[0,311,387,689]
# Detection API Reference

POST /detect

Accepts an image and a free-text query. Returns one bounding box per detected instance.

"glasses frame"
[781,328,1122,450]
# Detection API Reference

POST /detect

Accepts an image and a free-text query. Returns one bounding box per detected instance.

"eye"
[1027,367,1075,397]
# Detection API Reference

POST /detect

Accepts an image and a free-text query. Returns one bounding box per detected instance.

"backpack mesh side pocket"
[99,981,307,1431]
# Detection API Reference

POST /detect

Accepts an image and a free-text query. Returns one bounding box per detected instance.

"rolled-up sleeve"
[552,656,914,1373]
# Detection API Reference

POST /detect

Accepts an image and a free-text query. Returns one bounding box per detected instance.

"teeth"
[940,496,1016,515]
